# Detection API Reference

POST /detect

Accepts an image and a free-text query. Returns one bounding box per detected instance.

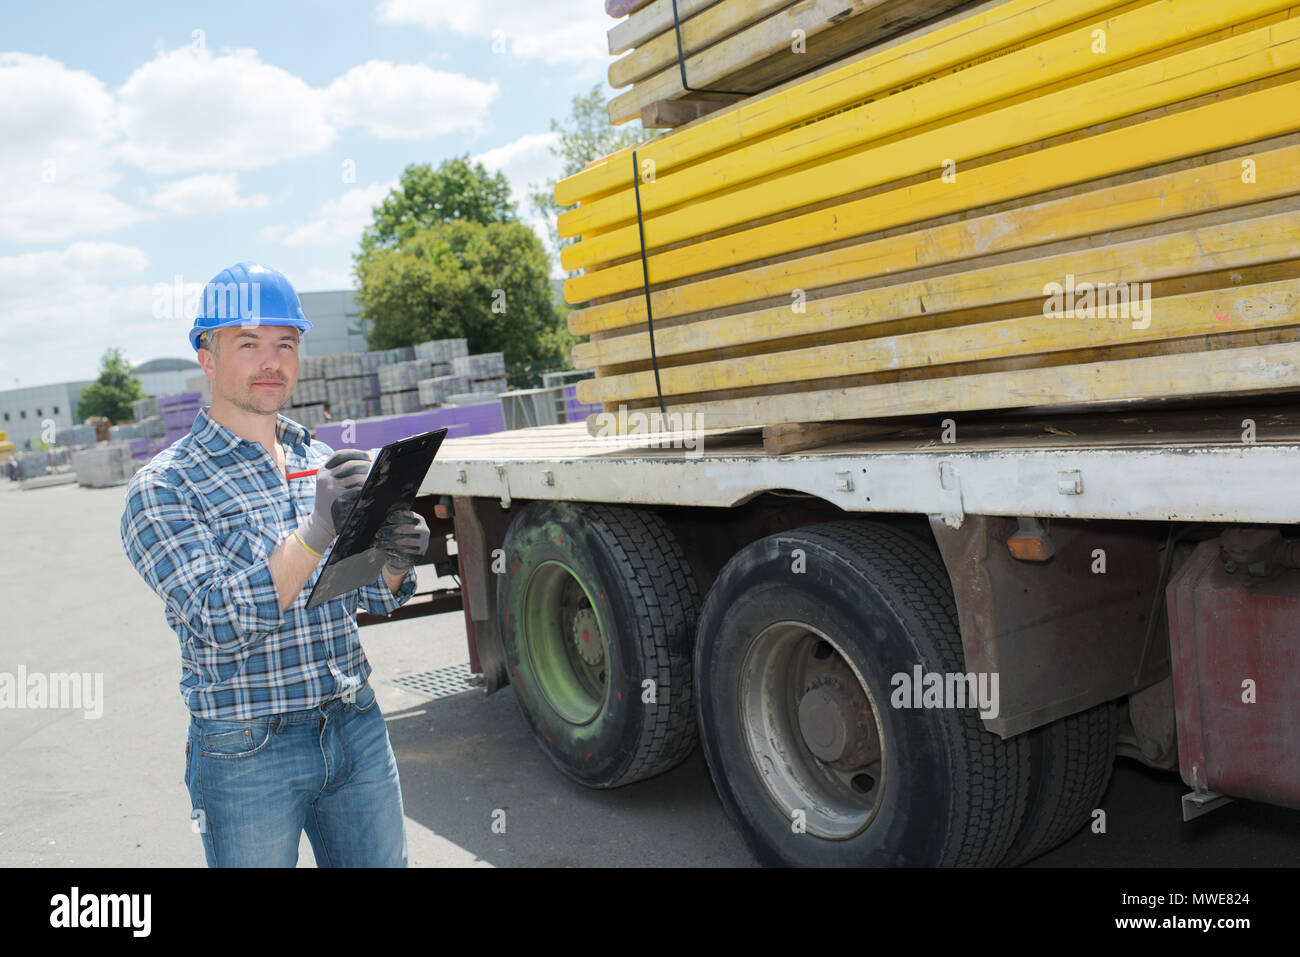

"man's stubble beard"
[217,370,289,416]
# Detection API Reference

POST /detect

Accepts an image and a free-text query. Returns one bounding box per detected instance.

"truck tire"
[694,520,1030,866]
[498,501,699,788]
[1001,701,1119,866]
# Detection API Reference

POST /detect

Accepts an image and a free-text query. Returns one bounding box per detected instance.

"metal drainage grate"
[390,663,479,702]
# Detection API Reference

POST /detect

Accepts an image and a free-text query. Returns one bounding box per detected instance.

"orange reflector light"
[1007,533,1054,562]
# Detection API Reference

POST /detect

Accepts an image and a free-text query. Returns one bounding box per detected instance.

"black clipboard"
[306,428,448,609]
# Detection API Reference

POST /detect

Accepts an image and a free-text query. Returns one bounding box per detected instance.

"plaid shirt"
[120,406,416,719]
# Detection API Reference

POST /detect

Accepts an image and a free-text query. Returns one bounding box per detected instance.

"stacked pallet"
[605,0,974,126]
[288,340,510,423]
[561,0,1300,441]
[73,445,136,488]
[160,392,203,445]
[56,424,98,448]
[414,337,469,364]
[292,346,411,422]
[452,353,507,395]
[379,359,436,415]
[417,374,471,406]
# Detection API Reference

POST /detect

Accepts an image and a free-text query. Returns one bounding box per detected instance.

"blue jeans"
[184,681,407,867]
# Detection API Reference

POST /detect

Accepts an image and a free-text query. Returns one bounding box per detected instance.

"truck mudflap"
[1167,533,1300,811]
[928,515,1170,737]
[452,495,510,692]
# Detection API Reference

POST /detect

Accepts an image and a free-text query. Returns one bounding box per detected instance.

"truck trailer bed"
[417,403,1300,526]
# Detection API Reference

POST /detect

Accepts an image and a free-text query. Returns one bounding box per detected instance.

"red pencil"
[286,452,373,480]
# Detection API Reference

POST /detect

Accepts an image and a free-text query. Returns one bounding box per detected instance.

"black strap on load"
[631,147,668,421]
[670,0,753,97]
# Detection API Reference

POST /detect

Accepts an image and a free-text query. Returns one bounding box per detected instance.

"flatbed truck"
[404,401,1300,866]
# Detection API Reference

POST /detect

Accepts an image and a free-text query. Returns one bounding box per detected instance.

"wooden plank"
[568,80,1300,304]
[598,0,1038,202]
[608,0,657,18]
[568,0,1297,237]
[591,341,1300,432]
[610,0,796,88]
[763,420,907,453]
[640,96,740,128]
[568,130,1299,307]
[428,404,1300,458]
[607,265,1300,412]
[561,0,1144,204]
[685,0,966,93]
[578,269,1300,404]
[568,142,1300,339]
[566,23,1300,270]
[607,0,899,124]
[565,84,1300,305]
[771,407,1300,452]
[610,0,727,55]
[574,206,1300,377]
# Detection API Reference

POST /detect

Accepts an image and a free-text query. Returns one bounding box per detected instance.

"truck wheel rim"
[739,622,885,840]
[523,560,609,725]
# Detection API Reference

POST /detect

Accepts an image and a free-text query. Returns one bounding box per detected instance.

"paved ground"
[2,476,1297,867]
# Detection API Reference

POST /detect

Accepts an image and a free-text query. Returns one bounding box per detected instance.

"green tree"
[362,156,515,254]
[530,84,654,278]
[76,348,145,423]
[355,155,584,382]
[356,218,563,368]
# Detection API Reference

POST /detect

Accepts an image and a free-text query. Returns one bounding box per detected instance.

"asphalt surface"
[2,476,1298,868]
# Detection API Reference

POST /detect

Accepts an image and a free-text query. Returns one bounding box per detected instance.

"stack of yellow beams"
[606,0,974,126]
[558,0,1300,434]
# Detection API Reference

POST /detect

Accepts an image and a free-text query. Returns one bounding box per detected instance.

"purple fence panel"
[312,401,505,450]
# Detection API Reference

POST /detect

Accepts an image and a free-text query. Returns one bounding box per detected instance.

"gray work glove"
[294,450,372,557]
[374,506,431,576]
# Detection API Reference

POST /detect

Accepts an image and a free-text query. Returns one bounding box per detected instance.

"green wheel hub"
[522,560,609,725]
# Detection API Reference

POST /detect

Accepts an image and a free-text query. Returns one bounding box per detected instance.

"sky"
[0,0,619,389]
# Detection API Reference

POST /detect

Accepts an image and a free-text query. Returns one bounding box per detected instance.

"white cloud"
[0,53,139,243]
[475,131,562,195]
[379,0,610,65]
[116,46,502,173]
[326,61,498,139]
[0,187,141,244]
[474,131,563,250]
[0,242,150,285]
[149,172,269,215]
[116,47,336,174]
[302,266,358,291]
[0,243,169,388]
[261,181,395,246]
[0,53,117,176]
[261,133,567,264]
[0,46,502,244]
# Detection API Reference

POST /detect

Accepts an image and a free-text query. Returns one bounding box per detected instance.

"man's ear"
[196,336,216,379]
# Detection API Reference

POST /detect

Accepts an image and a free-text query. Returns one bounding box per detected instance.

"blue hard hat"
[189,261,312,352]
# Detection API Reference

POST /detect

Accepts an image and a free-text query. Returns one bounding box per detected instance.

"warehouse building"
[1,290,363,450]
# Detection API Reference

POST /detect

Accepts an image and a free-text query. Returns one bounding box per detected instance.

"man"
[120,261,430,867]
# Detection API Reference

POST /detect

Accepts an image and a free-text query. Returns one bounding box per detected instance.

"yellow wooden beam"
[576,228,1300,403]
[575,207,1300,378]
[590,342,1300,431]
[559,0,1141,205]
[566,0,1298,238]
[563,18,1300,272]
[565,80,1300,304]
[569,142,1300,340]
